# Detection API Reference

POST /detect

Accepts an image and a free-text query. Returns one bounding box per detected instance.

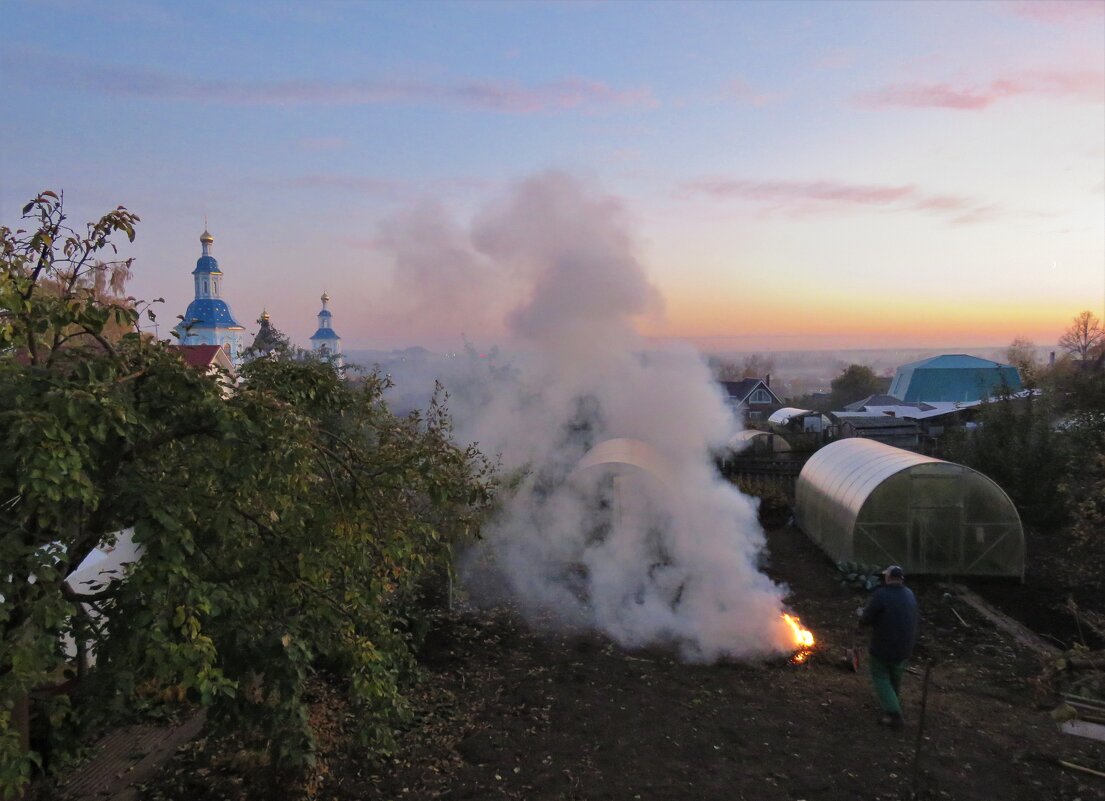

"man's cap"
[884,565,904,579]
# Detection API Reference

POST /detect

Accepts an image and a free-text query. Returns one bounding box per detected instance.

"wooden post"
[911,662,934,799]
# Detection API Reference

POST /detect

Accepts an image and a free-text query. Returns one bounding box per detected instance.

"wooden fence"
[721,456,806,497]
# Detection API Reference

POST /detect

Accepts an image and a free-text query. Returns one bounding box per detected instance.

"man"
[858,565,919,729]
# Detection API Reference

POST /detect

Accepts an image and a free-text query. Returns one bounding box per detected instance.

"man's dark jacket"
[860,584,919,662]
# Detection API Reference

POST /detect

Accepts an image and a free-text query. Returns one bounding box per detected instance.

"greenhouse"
[795,439,1024,579]
[727,429,792,456]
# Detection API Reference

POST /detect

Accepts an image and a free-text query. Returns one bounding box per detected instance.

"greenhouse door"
[909,474,964,573]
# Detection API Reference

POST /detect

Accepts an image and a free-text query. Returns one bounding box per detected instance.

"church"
[174,228,245,364]
[176,227,342,370]
[309,292,344,370]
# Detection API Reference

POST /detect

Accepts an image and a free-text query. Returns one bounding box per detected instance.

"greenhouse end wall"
[795,440,1025,579]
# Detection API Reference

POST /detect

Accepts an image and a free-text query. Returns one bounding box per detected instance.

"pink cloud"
[686,179,915,206]
[5,50,658,115]
[272,175,403,197]
[859,82,1012,110]
[723,78,782,108]
[948,205,1005,225]
[680,178,1001,224]
[450,78,658,113]
[857,71,1104,110]
[1005,0,1105,23]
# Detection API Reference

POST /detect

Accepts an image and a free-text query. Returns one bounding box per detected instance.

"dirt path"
[142,525,1105,801]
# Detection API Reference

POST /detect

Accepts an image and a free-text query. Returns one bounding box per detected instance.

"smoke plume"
[379,171,796,661]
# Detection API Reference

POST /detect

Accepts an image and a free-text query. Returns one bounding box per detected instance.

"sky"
[2,0,1103,353]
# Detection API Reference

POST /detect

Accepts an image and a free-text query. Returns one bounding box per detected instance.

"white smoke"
[378,171,797,661]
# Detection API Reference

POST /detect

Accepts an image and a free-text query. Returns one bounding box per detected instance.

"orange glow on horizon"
[641,287,1081,350]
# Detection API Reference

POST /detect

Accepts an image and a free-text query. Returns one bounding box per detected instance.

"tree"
[943,393,1066,527]
[829,364,887,409]
[1058,310,1103,361]
[1006,337,1040,389]
[0,193,494,792]
[711,353,775,382]
[739,353,774,380]
[241,311,295,362]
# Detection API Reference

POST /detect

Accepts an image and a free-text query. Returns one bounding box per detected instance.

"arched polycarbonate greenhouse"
[728,430,792,456]
[795,439,1024,579]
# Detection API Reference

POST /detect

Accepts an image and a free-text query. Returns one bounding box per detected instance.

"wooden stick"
[951,607,970,628]
[1058,760,1105,780]
[911,662,934,799]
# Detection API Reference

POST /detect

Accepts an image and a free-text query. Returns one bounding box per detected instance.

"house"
[720,377,784,423]
[171,344,237,395]
[172,343,236,376]
[769,407,830,433]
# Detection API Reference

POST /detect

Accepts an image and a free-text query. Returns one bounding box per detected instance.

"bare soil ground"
[138,524,1105,801]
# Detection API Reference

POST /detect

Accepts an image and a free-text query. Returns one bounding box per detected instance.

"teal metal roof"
[898,354,1005,370]
[888,354,1021,403]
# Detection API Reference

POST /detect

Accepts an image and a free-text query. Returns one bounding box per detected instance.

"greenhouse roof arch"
[727,429,792,455]
[795,439,1024,578]
[571,437,677,493]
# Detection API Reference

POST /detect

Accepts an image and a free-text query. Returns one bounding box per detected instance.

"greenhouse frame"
[728,429,792,456]
[795,439,1024,579]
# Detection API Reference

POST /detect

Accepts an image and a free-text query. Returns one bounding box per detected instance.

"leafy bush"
[0,193,495,793]
[835,562,884,592]
[943,390,1067,527]
[733,477,790,526]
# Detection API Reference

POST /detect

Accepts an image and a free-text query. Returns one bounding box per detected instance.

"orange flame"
[782,613,815,663]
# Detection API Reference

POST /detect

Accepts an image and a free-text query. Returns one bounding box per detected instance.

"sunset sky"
[2,0,1103,353]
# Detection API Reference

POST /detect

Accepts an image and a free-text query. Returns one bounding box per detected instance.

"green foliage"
[835,561,883,592]
[829,364,888,409]
[944,391,1067,527]
[1054,365,1105,572]
[0,193,495,793]
[1005,337,1041,390]
[732,477,790,526]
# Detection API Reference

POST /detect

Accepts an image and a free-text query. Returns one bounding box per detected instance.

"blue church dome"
[193,255,221,275]
[310,327,341,340]
[183,298,243,328]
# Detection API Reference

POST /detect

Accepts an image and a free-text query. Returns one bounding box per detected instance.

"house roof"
[844,394,932,412]
[720,378,782,405]
[888,353,1021,403]
[769,407,819,425]
[841,416,919,430]
[173,344,223,367]
[897,354,1005,370]
[171,344,234,373]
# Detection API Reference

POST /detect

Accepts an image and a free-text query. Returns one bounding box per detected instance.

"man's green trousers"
[868,654,907,714]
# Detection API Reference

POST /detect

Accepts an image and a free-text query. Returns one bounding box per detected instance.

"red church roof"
[171,344,225,369]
